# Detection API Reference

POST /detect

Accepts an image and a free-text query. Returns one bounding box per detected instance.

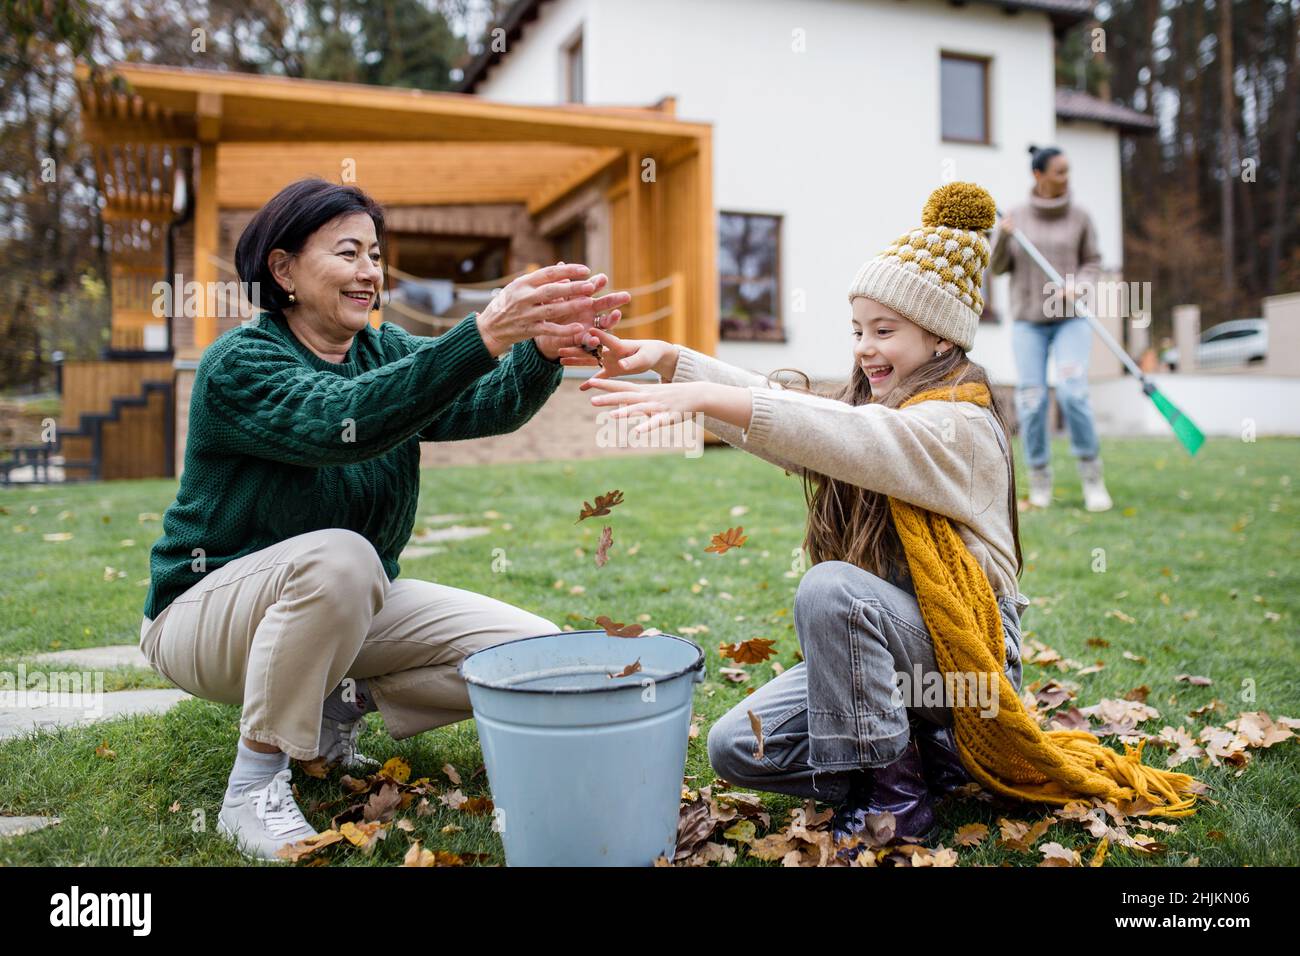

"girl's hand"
[532,273,625,360]
[561,328,680,381]
[476,263,631,358]
[583,378,714,435]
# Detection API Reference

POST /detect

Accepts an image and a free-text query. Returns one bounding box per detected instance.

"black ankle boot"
[829,730,937,846]
[910,713,974,797]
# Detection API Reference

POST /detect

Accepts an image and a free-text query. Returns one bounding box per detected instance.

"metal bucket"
[459,629,705,866]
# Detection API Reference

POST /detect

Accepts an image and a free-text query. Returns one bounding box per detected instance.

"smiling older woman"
[137,177,629,861]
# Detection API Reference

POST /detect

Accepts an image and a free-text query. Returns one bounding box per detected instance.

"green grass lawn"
[1,436,1297,866]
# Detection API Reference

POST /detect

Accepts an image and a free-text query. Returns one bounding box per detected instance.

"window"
[564,31,584,103]
[551,218,587,266]
[719,211,783,341]
[940,52,990,144]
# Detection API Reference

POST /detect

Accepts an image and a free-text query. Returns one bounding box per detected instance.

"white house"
[460,0,1156,386]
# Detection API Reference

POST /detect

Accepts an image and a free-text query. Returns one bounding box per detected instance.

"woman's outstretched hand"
[475,263,631,358]
[558,328,680,381]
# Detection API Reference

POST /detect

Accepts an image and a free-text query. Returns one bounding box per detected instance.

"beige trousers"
[138,528,558,760]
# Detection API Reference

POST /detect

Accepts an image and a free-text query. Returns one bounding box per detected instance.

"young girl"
[563,182,1030,847]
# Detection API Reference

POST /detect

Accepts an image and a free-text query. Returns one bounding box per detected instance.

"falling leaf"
[595,526,613,568]
[705,526,748,555]
[749,710,764,759]
[719,638,777,664]
[608,658,642,679]
[592,615,644,638]
[576,489,624,523]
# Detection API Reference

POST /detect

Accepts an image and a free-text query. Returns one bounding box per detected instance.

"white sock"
[225,738,289,802]
[322,677,377,724]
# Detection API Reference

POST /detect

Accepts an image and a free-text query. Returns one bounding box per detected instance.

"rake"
[995,207,1205,455]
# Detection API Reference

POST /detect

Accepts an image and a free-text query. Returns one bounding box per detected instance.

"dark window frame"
[563,28,584,104]
[939,51,992,146]
[718,209,785,343]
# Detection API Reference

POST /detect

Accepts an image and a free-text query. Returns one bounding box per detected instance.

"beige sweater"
[989,188,1102,325]
[669,347,1030,612]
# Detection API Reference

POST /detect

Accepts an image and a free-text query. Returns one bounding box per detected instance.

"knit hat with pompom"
[846,181,996,351]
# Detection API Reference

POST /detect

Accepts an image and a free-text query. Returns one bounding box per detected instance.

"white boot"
[1027,465,1052,509]
[1078,456,1113,512]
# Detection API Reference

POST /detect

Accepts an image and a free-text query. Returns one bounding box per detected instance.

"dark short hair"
[235,178,387,314]
[1028,144,1064,174]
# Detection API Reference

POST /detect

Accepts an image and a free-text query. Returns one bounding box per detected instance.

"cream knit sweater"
[669,346,1030,613]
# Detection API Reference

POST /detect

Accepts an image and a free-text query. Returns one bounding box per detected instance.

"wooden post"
[669,271,686,346]
[193,92,221,351]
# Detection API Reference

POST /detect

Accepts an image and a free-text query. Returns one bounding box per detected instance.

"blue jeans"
[1011,317,1101,470]
[706,561,1024,803]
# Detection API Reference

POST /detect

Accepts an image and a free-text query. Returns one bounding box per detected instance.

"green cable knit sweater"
[143,309,563,620]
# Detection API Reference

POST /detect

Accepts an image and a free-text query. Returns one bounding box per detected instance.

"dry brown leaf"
[719,638,777,665]
[705,526,748,555]
[576,489,624,523]
[276,828,344,862]
[591,615,645,638]
[608,658,642,679]
[595,526,613,568]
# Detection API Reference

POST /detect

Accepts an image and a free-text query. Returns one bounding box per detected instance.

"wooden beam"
[527,146,622,215]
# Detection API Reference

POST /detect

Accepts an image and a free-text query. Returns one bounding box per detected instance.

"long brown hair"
[771,348,1023,589]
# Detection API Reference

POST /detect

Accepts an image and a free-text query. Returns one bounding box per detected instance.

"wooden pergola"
[74,62,718,360]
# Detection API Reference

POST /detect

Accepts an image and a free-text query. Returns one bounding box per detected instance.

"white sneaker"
[318,716,381,772]
[1027,466,1052,509]
[1078,457,1114,512]
[217,768,319,861]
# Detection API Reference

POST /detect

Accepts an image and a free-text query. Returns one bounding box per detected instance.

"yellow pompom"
[921,182,996,231]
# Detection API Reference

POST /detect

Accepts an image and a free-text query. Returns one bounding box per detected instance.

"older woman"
[138,177,629,860]
[990,145,1113,512]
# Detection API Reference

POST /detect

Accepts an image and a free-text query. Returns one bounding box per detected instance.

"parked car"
[1160,318,1267,370]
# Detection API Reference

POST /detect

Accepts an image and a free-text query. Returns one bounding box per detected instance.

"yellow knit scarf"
[888,380,1201,818]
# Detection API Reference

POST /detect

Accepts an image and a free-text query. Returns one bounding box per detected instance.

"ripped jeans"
[1011,316,1101,470]
[706,560,1025,804]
